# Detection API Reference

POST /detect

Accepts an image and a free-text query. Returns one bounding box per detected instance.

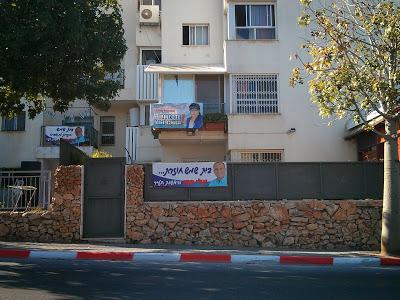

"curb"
[1,249,399,266]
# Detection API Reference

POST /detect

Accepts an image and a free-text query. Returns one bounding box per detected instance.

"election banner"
[44,126,86,145]
[152,162,228,188]
[150,103,204,129]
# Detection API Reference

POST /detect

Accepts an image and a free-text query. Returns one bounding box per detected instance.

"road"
[0,259,399,299]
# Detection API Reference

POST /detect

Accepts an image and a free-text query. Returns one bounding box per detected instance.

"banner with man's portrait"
[152,162,228,188]
[44,126,86,145]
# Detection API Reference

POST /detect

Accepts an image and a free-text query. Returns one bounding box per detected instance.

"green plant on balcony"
[203,113,227,131]
[204,113,227,123]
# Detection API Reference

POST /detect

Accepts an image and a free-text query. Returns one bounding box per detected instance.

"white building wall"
[161,0,224,65]
[115,0,139,101]
[137,126,162,162]
[0,113,43,168]
[225,0,357,161]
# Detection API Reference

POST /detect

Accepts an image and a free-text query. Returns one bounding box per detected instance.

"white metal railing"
[126,127,138,164]
[0,171,51,211]
[231,74,279,114]
[240,150,283,162]
[136,65,159,100]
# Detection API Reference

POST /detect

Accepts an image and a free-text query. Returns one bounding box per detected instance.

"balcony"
[155,102,227,145]
[36,106,99,159]
[36,126,98,159]
[136,65,159,101]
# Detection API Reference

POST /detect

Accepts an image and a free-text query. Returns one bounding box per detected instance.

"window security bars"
[0,171,51,211]
[100,116,115,145]
[232,74,279,114]
[240,151,283,163]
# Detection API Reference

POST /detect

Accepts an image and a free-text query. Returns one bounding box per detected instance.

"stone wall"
[0,166,82,242]
[126,165,382,250]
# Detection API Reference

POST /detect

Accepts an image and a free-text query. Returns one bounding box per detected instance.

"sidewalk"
[0,241,399,266]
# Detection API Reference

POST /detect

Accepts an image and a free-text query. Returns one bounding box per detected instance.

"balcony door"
[195,75,224,114]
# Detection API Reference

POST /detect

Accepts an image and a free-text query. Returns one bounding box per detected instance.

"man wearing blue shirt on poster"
[208,162,227,187]
[72,127,86,146]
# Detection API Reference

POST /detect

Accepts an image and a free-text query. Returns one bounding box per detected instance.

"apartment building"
[0,0,357,171]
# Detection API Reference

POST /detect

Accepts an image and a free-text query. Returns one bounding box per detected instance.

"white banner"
[152,162,228,188]
[44,126,86,145]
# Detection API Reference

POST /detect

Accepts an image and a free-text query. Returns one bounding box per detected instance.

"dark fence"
[59,139,90,166]
[144,162,384,201]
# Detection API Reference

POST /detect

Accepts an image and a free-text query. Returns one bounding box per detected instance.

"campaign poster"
[150,103,204,129]
[44,126,86,145]
[152,162,228,188]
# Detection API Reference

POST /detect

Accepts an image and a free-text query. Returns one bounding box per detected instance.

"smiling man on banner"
[208,162,227,187]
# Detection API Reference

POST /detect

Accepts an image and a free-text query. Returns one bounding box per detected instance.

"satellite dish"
[141,9,152,19]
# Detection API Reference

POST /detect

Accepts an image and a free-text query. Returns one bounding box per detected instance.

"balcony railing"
[40,126,98,148]
[201,102,225,114]
[136,65,159,100]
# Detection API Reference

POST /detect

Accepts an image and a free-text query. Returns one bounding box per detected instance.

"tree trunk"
[381,119,400,256]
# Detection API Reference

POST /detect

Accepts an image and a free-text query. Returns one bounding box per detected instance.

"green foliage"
[290,0,400,139]
[204,113,228,123]
[0,0,127,118]
[92,149,112,158]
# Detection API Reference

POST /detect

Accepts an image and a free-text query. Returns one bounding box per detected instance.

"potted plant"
[203,113,227,131]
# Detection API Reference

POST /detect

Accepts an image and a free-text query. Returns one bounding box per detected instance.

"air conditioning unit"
[139,5,160,25]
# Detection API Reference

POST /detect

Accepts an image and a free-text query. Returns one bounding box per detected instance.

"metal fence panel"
[0,171,51,210]
[321,163,365,199]
[143,162,384,202]
[144,164,189,201]
[232,163,277,200]
[277,163,321,199]
[59,139,90,166]
[363,162,384,199]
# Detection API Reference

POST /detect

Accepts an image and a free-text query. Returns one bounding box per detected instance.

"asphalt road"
[0,259,399,300]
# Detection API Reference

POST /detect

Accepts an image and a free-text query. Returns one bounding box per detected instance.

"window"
[141,0,161,6]
[1,112,26,131]
[100,116,115,145]
[141,49,162,65]
[183,25,209,45]
[195,75,224,114]
[231,74,278,114]
[240,150,283,162]
[235,4,276,40]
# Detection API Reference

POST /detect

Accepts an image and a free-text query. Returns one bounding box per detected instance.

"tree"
[0,0,127,118]
[290,0,400,255]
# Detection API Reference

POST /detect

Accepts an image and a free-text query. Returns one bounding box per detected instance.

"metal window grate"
[240,151,283,162]
[232,74,278,114]
[100,116,115,146]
